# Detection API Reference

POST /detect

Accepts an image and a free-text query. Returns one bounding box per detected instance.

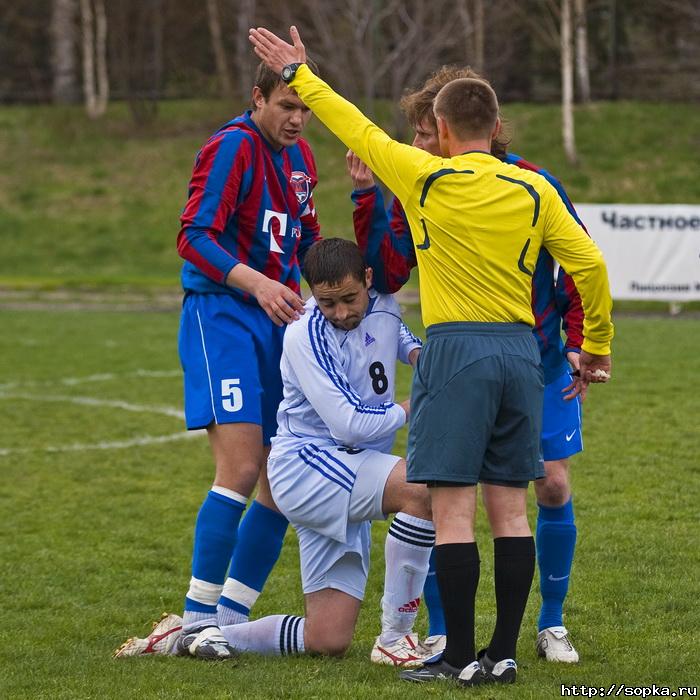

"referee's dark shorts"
[406,322,545,488]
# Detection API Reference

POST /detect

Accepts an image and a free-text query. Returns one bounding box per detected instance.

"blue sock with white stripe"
[380,513,435,645]
[218,500,289,626]
[184,487,246,626]
[423,549,446,636]
[537,498,577,631]
[220,614,305,655]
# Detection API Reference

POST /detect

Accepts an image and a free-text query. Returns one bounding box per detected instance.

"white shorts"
[268,440,401,600]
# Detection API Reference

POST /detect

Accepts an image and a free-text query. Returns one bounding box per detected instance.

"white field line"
[0,393,185,420]
[0,430,203,456]
[0,373,206,455]
[0,369,181,392]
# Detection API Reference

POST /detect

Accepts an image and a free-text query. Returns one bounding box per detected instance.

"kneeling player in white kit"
[115,238,435,665]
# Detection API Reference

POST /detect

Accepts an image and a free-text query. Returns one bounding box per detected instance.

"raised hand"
[248,25,306,74]
[346,150,375,190]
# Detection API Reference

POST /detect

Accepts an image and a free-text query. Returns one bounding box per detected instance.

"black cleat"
[399,658,485,686]
[176,622,237,661]
[477,648,517,683]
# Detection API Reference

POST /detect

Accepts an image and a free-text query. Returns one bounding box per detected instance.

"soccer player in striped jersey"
[115,239,437,665]
[348,66,585,664]
[173,60,322,657]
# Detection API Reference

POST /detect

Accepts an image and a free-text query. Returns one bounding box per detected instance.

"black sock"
[435,542,480,668]
[487,536,536,662]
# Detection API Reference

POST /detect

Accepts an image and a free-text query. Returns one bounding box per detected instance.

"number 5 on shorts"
[221,378,243,412]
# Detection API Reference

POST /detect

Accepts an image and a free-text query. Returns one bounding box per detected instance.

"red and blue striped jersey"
[352,152,585,383]
[177,111,322,302]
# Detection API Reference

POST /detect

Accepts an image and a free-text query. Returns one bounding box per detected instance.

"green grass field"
[1,99,698,287]
[2,97,699,697]
[1,305,698,698]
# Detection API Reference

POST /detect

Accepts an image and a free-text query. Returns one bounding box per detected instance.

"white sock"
[221,615,305,655]
[380,512,435,646]
[217,603,249,627]
[183,611,216,627]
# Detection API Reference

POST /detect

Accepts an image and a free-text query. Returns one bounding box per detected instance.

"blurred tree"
[508,1,578,162]
[341,0,389,115]
[456,0,484,73]
[80,0,109,117]
[382,0,464,134]
[235,0,257,100]
[0,3,52,101]
[560,0,577,164]
[51,0,79,103]
[1,0,698,104]
[297,0,358,98]
[607,0,619,99]
[574,0,591,102]
[206,0,233,96]
[110,0,164,124]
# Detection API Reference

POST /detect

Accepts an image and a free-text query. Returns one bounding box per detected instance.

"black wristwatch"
[281,63,303,83]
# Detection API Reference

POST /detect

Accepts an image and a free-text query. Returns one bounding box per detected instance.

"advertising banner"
[575,204,700,301]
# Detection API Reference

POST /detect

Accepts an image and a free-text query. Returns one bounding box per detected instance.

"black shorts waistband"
[426,321,533,338]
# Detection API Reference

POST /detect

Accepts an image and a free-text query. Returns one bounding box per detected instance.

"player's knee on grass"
[304,589,361,657]
[535,459,571,507]
[381,459,431,519]
[304,625,353,657]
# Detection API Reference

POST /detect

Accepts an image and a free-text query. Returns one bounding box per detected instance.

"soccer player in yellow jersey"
[249,26,614,687]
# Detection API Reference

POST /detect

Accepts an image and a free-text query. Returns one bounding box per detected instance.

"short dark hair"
[400,65,509,157]
[433,78,499,141]
[252,58,320,104]
[303,238,366,288]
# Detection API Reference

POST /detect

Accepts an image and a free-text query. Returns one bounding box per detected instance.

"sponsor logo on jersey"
[263,209,288,253]
[364,332,375,347]
[398,597,421,613]
[290,171,312,205]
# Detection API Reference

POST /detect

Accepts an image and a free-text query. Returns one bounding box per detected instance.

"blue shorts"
[541,370,583,461]
[178,293,285,444]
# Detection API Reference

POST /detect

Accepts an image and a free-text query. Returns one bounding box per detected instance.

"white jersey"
[271,290,422,456]
[268,289,421,543]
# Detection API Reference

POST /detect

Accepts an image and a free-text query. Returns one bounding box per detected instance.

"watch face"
[282,66,293,82]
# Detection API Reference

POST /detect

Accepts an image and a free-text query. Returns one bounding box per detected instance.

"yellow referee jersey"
[291,65,613,355]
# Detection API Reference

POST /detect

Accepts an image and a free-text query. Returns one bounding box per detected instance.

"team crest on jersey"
[290,171,312,204]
